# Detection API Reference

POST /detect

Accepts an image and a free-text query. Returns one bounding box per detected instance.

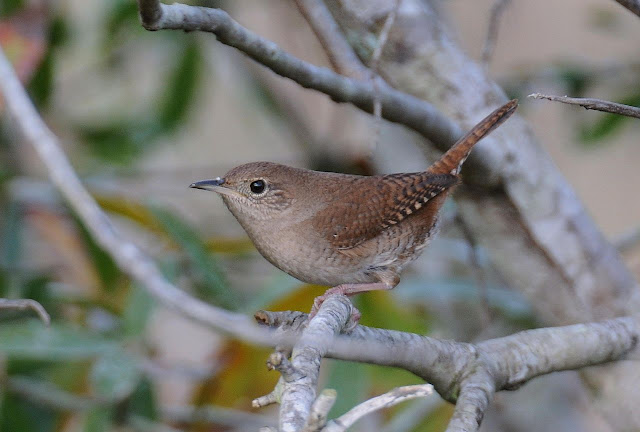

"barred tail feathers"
[427,99,518,176]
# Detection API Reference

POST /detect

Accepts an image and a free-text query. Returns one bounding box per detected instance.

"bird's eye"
[250,179,266,194]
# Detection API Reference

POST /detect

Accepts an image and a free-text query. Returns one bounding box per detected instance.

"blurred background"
[0,0,639,431]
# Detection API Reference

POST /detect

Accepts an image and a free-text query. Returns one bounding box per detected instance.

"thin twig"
[323,384,435,432]
[453,213,492,328]
[528,93,640,119]
[613,0,640,18]
[0,298,50,326]
[371,0,401,152]
[292,0,367,79]
[162,404,278,429]
[481,0,511,68]
[6,376,114,411]
[303,389,337,432]
[613,226,640,253]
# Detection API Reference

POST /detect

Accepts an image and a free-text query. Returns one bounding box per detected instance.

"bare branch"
[303,389,337,432]
[277,295,354,432]
[612,0,640,18]
[481,0,511,67]
[161,404,277,429]
[371,0,401,151]
[614,225,640,253]
[258,311,639,430]
[0,298,50,326]
[445,372,495,432]
[135,0,462,152]
[528,93,640,119]
[292,0,367,78]
[454,213,492,328]
[323,384,434,432]
[0,47,273,345]
[253,381,283,408]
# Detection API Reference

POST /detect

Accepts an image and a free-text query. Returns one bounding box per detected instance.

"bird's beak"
[189,178,239,198]
[190,177,225,191]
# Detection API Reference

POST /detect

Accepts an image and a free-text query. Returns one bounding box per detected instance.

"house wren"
[191,100,517,315]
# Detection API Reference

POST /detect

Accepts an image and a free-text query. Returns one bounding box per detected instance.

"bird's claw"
[309,291,361,332]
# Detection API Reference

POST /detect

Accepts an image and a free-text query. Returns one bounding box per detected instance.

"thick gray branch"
[275,296,354,432]
[252,297,354,431]
[259,311,639,431]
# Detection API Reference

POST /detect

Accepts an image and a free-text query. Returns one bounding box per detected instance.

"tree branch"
[161,404,278,429]
[0,47,273,345]
[613,0,640,18]
[370,0,401,150]
[323,384,434,432]
[481,0,511,67]
[256,296,355,432]
[528,93,640,119]
[0,298,50,325]
[258,311,639,431]
[292,0,367,78]
[135,0,463,153]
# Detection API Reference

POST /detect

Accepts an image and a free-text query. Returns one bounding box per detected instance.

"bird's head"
[190,162,298,222]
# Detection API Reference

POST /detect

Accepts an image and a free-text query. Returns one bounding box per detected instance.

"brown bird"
[191,100,517,316]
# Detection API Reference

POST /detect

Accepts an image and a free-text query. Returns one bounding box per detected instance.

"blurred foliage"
[80,36,204,164]
[0,0,24,17]
[27,17,68,107]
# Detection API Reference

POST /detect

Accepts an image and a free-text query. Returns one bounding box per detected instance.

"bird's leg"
[309,282,393,324]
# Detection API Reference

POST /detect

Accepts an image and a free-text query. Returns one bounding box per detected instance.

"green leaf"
[80,123,146,164]
[71,212,122,292]
[90,350,141,401]
[557,67,591,97]
[104,0,141,49]
[0,320,117,360]
[0,0,24,16]
[28,17,69,107]
[0,392,56,432]
[128,377,158,420]
[1,201,22,269]
[149,206,237,309]
[49,16,69,48]
[84,407,113,432]
[122,284,154,338]
[157,38,202,132]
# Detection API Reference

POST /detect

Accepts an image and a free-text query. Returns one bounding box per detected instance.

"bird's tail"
[427,99,518,176]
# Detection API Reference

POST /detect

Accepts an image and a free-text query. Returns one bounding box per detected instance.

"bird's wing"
[313,172,459,250]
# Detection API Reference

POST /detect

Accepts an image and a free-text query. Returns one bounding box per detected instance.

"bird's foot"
[309,282,391,329]
[309,289,361,331]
